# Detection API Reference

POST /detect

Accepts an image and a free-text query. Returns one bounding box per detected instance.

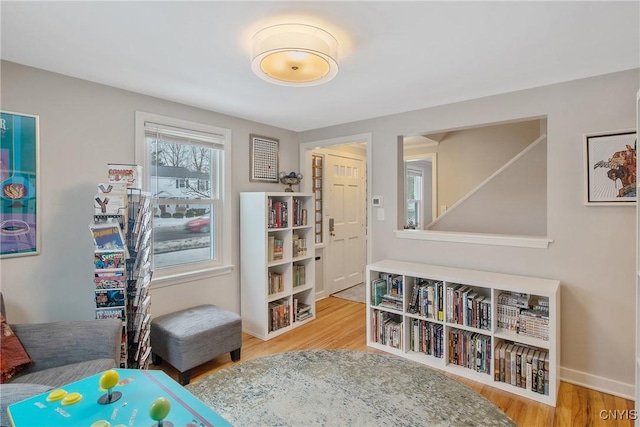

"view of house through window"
[406,166,423,229]
[144,122,224,269]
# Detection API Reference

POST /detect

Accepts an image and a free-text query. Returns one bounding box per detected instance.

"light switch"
[377,208,385,221]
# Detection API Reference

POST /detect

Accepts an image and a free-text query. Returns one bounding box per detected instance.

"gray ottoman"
[150,305,242,385]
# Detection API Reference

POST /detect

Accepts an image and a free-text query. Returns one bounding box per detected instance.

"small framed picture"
[584,129,637,205]
[250,134,279,183]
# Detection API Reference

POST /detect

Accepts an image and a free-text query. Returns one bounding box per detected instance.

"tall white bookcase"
[367,259,560,406]
[240,192,316,340]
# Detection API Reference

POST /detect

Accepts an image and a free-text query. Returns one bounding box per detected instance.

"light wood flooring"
[153,297,635,427]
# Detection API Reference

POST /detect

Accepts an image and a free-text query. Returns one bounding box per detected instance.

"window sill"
[151,264,235,289]
[394,230,552,249]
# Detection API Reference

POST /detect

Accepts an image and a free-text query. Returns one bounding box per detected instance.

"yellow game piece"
[99,370,120,390]
[61,392,83,406]
[90,421,110,427]
[46,389,67,402]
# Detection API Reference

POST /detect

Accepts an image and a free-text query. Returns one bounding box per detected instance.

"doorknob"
[329,218,335,237]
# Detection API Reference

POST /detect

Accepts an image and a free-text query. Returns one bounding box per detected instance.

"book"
[525,348,535,391]
[515,346,525,388]
[97,182,128,194]
[505,344,514,384]
[95,307,125,320]
[94,250,126,270]
[95,288,126,308]
[94,272,126,289]
[90,222,126,251]
[510,345,518,386]
[543,352,550,396]
[532,350,540,392]
[107,163,143,189]
[94,193,127,215]
[537,351,546,394]
[494,342,504,381]
[372,278,387,306]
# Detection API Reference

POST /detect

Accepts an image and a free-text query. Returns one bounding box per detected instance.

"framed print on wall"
[250,134,279,183]
[584,129,637,205]
[0,111,40,257]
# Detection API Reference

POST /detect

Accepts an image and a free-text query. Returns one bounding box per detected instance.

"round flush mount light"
[251,23,339,87]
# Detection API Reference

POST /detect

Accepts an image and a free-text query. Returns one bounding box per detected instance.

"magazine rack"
[91,180,153,368]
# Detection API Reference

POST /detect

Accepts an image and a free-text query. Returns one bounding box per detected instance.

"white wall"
[300,69,640,398]
[0,61,300,323]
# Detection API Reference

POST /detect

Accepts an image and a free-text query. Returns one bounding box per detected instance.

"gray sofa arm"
[11,318,121,373]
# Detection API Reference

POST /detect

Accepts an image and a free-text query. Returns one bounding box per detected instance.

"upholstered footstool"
[150,305,242,385]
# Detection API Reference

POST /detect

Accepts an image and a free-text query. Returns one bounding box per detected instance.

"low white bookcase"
[366,259,560,406]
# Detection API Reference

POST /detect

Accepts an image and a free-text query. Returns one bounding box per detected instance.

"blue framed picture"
[0,111,40,257]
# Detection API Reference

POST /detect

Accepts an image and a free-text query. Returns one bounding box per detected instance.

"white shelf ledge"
[394,230,553,249]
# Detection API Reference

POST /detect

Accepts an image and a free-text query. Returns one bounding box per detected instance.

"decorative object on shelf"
[250,134,279,183]
[251,24,339,87]
[0,110,40,258]
[278,171,303,192]
[583,129,637,205]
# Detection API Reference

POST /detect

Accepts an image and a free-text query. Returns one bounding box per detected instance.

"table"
[7,369,231,427]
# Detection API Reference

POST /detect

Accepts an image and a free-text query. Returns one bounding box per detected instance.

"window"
[405,166,423,229]
[135,112,232,284]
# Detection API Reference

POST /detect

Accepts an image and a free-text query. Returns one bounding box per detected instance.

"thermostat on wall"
[372,196,383,207]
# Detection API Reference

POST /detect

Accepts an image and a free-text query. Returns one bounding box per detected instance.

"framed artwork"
[0,111,40,257]
[250,134,279,183]
[584,129,637,205]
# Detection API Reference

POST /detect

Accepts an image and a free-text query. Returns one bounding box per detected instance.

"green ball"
[149,397,171,421]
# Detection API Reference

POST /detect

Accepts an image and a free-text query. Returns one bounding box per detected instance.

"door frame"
[300,133,372,300]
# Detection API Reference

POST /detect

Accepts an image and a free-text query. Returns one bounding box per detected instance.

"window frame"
[135,111,233,287]
[405,164,424,229]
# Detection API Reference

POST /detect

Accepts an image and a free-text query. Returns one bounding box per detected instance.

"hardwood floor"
[153,297,635,427]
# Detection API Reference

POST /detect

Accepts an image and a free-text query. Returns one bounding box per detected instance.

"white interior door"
[326,153,366,294]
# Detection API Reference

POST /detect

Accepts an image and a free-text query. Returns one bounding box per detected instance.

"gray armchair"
[0,293,121,426]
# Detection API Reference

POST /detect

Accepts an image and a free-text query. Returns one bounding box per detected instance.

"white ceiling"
[1,1,638,132]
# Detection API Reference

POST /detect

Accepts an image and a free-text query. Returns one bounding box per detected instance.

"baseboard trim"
[560,366,634,401]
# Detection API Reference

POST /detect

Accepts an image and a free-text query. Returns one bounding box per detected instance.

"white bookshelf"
[241,192,316,340]
[366,259,560,406]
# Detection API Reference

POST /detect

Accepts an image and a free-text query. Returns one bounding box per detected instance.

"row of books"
[292,233,308,257]
[291,198,308,227]
[293,264,306,288]
[409,318,444,358]
[497,292,550,341]
[269,299,290,332]
[371,309,402,349]
[268,199,288,228]
[495,342,549,395]
[448,329,492,375]
[407,279,444,320]
[294,299,312,322]
[268,236,284,261]
[371,274,403,306]
[268,271,284,295]
[446,284,492,331]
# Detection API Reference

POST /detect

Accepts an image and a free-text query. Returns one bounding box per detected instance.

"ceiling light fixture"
[251,23,339,87]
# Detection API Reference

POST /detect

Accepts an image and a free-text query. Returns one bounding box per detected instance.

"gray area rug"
[186,350,515,427]
[331,282,366,304]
